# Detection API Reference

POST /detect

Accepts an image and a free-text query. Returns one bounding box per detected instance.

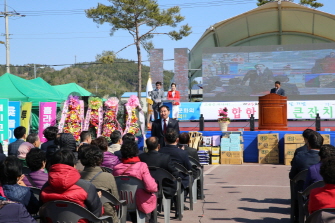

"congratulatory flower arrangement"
[218,107,230,123]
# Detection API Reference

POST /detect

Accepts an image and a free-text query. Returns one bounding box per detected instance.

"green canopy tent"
[0,73,65,106]
[53,83,93,97]
[29,77,67,101]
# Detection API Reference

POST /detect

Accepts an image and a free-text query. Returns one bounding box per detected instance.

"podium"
[258,93,287,130]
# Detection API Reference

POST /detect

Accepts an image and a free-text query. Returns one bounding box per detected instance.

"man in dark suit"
[159,128,191,212]
[139,136,179,199]
[270,81,285,96]
[151,105,180,147]
[289,131,323,181]
[241,64,274,93]
[8,126,26,156]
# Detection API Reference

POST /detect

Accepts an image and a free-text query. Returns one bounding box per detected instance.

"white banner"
[200,101,335,120]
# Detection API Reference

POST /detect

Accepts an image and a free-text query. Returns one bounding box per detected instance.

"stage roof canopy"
[189,1,335,79]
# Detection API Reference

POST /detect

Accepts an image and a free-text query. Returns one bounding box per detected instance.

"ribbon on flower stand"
[83,97,103,137]
[102,97,123,138]
[61,95,83,141]
[123,95,146,141]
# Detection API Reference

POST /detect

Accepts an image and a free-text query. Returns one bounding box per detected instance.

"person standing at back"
[167,83,180,120]
[8,126,26,156]
[270,81,285,96]
[151,81,164,120]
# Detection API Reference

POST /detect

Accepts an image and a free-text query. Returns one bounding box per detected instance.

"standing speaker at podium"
[270,81,285,96]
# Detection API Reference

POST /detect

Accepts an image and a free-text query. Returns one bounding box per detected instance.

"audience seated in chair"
[139,136,179,199]
[91,136,120,170]
[113,140,157,223]
[17,133,41,167]
[40,149,102,222]
[304,144,335,190]
[108,130,122,153]
[40,126,58,152]
[159,128,191,191]
[8,126,26,156]
[0,200,37,223]
[293,129,315,158]
[309,157,335,214]
[289,131,323,184]
[0,156,39,215]
[22,148,48,189]
[79,144,119,223]
[79,131,92,147]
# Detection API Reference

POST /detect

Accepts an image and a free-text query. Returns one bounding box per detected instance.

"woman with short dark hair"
[80,144,119,223]
[22,148,48,188]
[91,136,120,170]
[0,156,39,214]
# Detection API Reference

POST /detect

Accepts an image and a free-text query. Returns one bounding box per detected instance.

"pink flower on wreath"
[105,97,119,108]
[126,95,140,108]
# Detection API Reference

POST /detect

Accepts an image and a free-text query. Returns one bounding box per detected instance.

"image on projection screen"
[202,43,335,102]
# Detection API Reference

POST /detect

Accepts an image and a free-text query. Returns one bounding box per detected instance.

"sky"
[1,0,335,74]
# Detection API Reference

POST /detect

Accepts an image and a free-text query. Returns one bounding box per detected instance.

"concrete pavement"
[163,163,291,223]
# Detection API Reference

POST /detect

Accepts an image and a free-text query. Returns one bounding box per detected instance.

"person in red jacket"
[167,83,180,119]
[40,149,102,222]
[309,156,335,214]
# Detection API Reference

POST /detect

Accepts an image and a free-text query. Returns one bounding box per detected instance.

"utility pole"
[0,0,25,73]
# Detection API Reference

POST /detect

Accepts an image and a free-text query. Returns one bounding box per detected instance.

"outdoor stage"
[145,120,335,164]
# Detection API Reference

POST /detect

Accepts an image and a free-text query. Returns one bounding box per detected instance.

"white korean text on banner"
[0,99,9,155]
[39,102,57,143]
[200,101,335,120]
[8,101,21,143]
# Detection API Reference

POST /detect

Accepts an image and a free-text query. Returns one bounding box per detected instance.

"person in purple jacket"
[304,144,335,190]
[91,136,120,170]
[22,148,48,189]
[0,200,37,223]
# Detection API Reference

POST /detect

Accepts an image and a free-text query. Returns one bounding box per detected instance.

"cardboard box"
[284,158,292,166]
[258,142,279,150]
[221,138,230,144]
[230,158,243,165]
[284,134,304,144]
[259,156,279,164]
[221,151,242,159]
[220,158,230,164]
[211,155,220,165]
[220,157,243,165]
[211,147,220,155]
[259,148,279,157]
[258,134,279,142]
[321,134,330,144]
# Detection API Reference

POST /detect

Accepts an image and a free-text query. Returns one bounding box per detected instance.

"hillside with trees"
[0,58,174,98]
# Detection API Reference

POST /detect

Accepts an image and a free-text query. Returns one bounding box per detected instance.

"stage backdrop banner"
[178,102,201,120]
[21,102,32,134]
[0,99,9,155]
[39,102,57,143]
[200,100,335,120]
[8,101,21,143]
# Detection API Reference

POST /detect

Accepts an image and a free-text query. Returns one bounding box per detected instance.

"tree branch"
[115,42,137,54]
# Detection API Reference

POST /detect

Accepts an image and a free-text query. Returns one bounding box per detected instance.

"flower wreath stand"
[123,95,146,140]
[58,95,84,141]
[82,97,104,138]
[101,97,123,138]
